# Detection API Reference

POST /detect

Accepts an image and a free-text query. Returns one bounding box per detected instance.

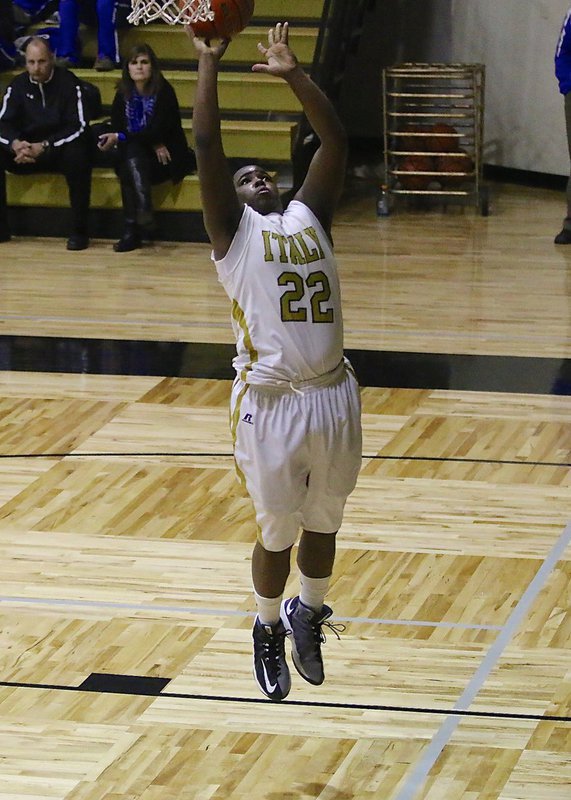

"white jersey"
[213,200,344,387]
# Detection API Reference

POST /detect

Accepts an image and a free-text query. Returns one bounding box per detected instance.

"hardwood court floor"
[0,182,569,799]
[0,184,569,359]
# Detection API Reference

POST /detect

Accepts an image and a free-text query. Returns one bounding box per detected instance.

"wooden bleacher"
[1,0,325,241]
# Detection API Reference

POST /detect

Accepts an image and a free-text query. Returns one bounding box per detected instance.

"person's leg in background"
[55,0,80,67]
[113,141,166,251]
[113,156,141,251]
[0,150,11,242]
[0,0,16,71]
[123,141,156,230]
[555,91,571,243]
[50,137,92,249]
[93,0,119,71]
[0,140,90,247]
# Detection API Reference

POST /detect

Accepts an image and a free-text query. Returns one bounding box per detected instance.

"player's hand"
[185,25,230,60]
[252,22,298,77]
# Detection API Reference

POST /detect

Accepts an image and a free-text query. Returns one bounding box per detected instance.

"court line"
[0,452,568,468]
[0,596,503,631]
[394,520,571,800]
[0,678,569,723]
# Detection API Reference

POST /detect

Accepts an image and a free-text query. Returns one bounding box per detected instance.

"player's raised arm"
[187,29,243,258]
[253,22,347,237]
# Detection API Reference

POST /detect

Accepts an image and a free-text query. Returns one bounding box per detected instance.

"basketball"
[397,124,432,153]
[427,123,460,153]
[397,155,435,190]
[186,0,255,39]
[435,151,474,187]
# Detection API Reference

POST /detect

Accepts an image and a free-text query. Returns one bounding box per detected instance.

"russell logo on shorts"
[242,413,254,425]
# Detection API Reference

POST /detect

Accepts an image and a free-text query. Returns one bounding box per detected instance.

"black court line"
[0,335,569,395]
[0,452,568,468]
[0,678,569,723]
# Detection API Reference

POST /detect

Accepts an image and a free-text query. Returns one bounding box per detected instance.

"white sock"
[254,590,282,626]
[299,573,331,612]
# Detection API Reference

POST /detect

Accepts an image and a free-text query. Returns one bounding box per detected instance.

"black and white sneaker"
[252,617,291,702]
[281,596,340,685]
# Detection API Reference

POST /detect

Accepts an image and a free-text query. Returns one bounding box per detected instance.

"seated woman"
[97,43,195,251]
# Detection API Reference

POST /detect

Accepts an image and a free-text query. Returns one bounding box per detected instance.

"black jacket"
[0,65,88,150]
[111,78,194,183]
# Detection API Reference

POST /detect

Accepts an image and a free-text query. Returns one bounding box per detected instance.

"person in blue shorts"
[56,0,129,71]
[0,0,16,71]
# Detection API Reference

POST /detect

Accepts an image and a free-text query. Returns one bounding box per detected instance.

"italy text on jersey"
[261,226,326,265]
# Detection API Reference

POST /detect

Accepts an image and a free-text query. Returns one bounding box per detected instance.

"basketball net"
[128,0,214,26]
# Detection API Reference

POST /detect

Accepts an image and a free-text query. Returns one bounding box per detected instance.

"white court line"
[0,595,501,631]
[394,521,571,800]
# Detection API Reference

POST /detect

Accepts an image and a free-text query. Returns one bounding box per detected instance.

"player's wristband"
[117,132,126,142]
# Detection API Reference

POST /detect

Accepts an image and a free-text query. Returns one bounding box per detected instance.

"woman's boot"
[113,221,141,252]
[113,178,142,252]
[125,156,155,231]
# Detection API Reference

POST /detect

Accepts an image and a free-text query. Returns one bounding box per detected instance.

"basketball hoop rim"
[127,0,215,27]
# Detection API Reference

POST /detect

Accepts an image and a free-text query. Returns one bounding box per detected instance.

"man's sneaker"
[55,57,76,69]
[281,596,338,685]
[252,617,291,702]
[94,56,117,72]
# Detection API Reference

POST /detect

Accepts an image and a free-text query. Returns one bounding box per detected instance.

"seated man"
[0,36,92,248]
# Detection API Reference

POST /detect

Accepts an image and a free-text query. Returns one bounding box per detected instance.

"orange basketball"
[435,151,474,187]
[187,0,255,39]
[398,155,435,190]
[398,124,432,153]
[427,124,460,153]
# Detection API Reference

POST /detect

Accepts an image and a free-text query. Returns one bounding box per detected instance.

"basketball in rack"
[128,0,215,26]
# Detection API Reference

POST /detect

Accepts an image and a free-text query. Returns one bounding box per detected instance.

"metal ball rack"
[382,62,489,216]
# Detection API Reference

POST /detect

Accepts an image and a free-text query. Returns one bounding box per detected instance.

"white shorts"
[230,363,362,552]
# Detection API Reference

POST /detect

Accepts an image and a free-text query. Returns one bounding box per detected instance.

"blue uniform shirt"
[556,6,571,95]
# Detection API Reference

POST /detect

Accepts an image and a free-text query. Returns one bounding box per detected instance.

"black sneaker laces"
[311,617,346,645]
[261,627,287,676]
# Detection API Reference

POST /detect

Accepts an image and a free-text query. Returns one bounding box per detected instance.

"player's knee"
[257,509,301,552]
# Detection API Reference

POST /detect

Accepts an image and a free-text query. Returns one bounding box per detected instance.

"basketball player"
[189,22,362,701]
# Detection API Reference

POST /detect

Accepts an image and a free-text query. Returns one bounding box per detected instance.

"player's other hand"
[252,22,298,77]
[185,25,230,60]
